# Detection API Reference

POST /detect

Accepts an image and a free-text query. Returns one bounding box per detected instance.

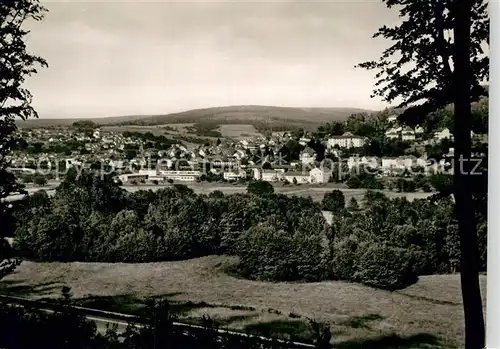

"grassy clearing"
[218,124,264,140]
[0,255,485,348]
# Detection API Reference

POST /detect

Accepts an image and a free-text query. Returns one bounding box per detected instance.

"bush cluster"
[12,172,487,290]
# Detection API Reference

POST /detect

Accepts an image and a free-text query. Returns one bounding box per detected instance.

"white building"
[309,168,332,184]
[381,157,415,173]
[253,168,282,182]
[416,156,428,167]
[327,132,366,149]
[387,114,398,124]
[262,170,282,182]
[223,171,246,181]
[284,172,310,184]
[347,156,379,171]
[401,127,416,141]
[385,127,401,140]
[109,160,125,169]
[7,167,36,175]
[300,147,316,165]
[298,137,311,146]
[118,173,149,183]
[138,169,158,177]
[434,128,453,141]
[233,150,246,160]
[65,158,82,168]
[157,170,201,182]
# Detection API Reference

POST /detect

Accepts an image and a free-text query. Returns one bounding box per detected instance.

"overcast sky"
[25,0,400,119]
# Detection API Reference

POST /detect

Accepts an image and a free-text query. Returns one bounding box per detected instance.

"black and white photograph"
[0,1,496,348]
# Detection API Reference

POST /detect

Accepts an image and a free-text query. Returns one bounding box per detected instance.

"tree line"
[11,170,486,291]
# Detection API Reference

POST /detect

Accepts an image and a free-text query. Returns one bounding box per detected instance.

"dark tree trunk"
[453,1,485,348]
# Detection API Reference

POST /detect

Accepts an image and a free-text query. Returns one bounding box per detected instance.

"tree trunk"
[453,1,485,348]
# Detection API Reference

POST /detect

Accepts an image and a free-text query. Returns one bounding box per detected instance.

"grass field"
[218,124,264,140]
[120,183,435,203]
[1,255,485,348]
[169,182,436,203]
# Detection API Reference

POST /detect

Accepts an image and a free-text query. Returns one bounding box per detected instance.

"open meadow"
[1,256,486,348]
[217,124,264,140]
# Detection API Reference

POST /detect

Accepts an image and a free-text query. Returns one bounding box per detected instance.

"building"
[118,173,149,183]
[223,171,246,181]
[381,156,415,174]
[401,127,416,141]
[109,160,125,169]
[253,168,282,182]
[347,156,379,171]
[138,169,157,177]
[385,126,417,141]
[298,137,311,146]
[284,171,310,184]
[415,156,428,167]
[434,128,453,141]
[387,114,398,124]
[385,127,401,140]
[157,170,201,182]
[7,167,36,176]
[65,158,82,168]
[327,132,366,149]
[300,147,316,165]
[309,168,332,184]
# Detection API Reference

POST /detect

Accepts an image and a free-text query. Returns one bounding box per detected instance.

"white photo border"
[487,1,499,348]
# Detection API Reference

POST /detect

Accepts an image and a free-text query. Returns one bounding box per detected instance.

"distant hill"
[17,105,374,130]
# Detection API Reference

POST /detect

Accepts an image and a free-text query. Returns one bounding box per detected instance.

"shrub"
[33,175,47,186]
[237,218,327,282]
[21,174,33,183]
[247,180,274,196]
[322,190,345,213]
[421,182,432,192]
[330,235,361,281]
[353,243,419,290]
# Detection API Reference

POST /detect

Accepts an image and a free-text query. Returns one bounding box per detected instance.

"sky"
[25,0,401,119]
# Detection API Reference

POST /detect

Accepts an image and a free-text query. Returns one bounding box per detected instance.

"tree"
[247,180,274,196]
[322,190,345,213]
[21,173,33,183]
[124,149,137,160]
[237,215,328,282]
[72,120,97,131]
[1,0,48,279]
[33,174,47,186]
[354,242,419,290]
[356,1,488,347]
[261,162,272,170]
